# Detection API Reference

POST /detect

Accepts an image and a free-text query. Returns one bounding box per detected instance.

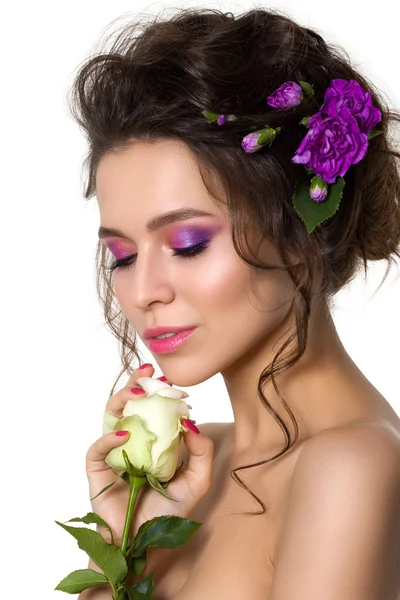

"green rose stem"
[115,473,148,600]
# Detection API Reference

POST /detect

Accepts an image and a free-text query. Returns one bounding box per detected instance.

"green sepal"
[367,128,383,140]
[90,469,126,501]
[122,449,146,478]
[146,472,178,502]
[128,515,203,558]
[300,116,312,127]
[299,81,314,98]
[201,110,219,123]
[54,568,109,593]
[256,126,279,146]
[292,175,345,233]
[67,512,115,546]
[54,522,127,587]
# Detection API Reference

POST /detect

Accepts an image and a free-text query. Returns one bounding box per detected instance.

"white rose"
[103,377,192,482]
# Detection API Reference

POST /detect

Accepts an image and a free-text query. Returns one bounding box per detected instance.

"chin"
[161,362,218,389]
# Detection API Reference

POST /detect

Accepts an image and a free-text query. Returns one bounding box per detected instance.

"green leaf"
[90,469,126,501]
[130,572,155,595]
[67,512,115,546]
[201,110,219,124]
[299,81,314,98]
[292,176,345,233]
[55,569,109,593]
[128,554,147,579]
[125,588,153,600]
[129,515,203,558]
[145,473,178,502]
[54,521,127,587]
[367,128,383,140]
[300,116,312,127]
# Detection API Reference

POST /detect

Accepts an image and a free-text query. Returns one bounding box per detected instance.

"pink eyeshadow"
[106,241,132,259]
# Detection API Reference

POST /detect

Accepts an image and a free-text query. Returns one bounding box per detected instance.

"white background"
[1,0,399,597]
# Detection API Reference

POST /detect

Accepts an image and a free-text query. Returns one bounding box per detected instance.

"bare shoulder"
[292,421,400,497]
[270,422,400,599]
[301,420,400,469]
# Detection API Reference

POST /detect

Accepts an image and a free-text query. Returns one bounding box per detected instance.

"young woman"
[69,7,400,599]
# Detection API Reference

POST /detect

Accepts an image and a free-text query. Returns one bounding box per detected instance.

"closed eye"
[107,240,210,273]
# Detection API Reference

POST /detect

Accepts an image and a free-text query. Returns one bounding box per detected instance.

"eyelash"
[107,240,210,273]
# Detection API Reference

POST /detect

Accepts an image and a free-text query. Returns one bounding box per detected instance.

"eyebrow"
[98,207,214,240]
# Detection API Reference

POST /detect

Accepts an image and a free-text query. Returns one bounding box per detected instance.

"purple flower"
[321,79,382,134]
[292,111,368,184]
[241,133,264,153]
[241,127,279,153]
[310,175,328,202]
[267,82,303,109]
[217,113,228,125]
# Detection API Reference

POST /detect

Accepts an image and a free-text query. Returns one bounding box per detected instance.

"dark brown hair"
[67,7,400,515]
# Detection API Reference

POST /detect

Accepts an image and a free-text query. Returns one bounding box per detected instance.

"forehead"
[95,139,229,225]
[96,140,203,203]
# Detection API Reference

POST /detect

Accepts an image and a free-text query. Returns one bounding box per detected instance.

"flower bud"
[103,377,191,482]
[267,81,303,109]
[310,175,329,202]
[241,126,280,153]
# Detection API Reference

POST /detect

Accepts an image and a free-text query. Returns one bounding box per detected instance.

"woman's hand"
[85,364,215,547]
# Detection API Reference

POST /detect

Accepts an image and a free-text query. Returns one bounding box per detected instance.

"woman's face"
[96,139,294,385]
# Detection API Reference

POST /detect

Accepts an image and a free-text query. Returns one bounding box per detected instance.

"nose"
[128,246,174,309]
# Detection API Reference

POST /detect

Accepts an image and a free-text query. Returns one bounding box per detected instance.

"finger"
[124,364,155,389]
[181,425,215,495]
[157,375,171,384]
[86,431,130,474]
[105,385,146,418]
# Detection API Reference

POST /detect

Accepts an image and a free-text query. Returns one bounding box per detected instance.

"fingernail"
[181,418,200,434]
[131,387,145,394]
[139,363,153,370]
[158,376,169,382]
[116,430,129,436]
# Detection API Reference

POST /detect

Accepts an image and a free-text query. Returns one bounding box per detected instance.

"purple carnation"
[292,111,368,184]
[267,81,303,109]
[321,79,382,134]
[241,133,263,153]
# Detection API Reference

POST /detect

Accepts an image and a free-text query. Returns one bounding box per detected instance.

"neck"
[221,300,364,459]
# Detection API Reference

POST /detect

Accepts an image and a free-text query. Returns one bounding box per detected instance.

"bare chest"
[148,442,304,600]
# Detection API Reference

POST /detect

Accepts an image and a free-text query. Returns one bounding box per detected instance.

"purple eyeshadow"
[170,227,212,249]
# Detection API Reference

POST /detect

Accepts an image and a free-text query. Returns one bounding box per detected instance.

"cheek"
[197,245,293,341]
[111,277,134,318]
[183,243,247,309]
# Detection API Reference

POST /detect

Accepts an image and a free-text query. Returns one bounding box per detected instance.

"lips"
[147,328,197,354]
[144,325,196,340]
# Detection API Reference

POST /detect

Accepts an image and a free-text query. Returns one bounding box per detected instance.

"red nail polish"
[116,430,129,436]
[139,363,153,370]
[158,376,168,382]
[182,418,200,434]
[131,387,145,394]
